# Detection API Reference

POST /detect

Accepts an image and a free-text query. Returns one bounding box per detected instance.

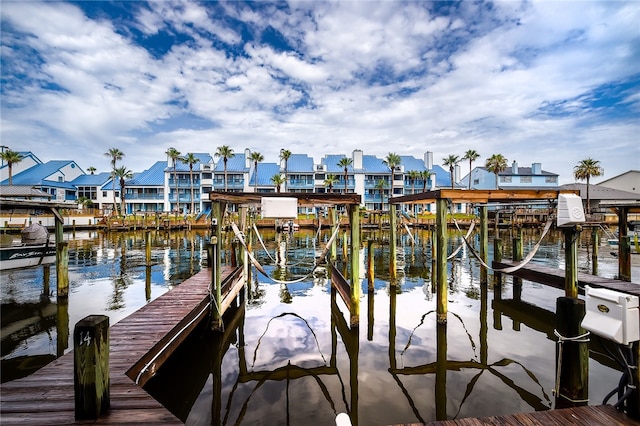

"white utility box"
[581,286,640,345]
[557,193,586,227]
[261,197,298,219]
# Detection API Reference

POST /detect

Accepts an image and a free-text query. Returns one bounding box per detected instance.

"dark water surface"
[1,227,639,425]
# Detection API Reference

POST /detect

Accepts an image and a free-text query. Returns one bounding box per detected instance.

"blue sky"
[1,1,639,184]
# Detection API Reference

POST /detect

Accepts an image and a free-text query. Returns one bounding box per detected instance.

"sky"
[1,0,639,184]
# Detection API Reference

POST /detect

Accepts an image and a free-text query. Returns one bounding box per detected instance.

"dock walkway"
[0,266,237,425]
[492,260,640,295]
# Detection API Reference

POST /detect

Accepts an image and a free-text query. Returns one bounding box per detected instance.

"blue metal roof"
[165,153,212,172]
[214,154,248,172]
[251,163,280,186]
[400,156,427,172]
[431,165,453,187]
[2,160,80,185]
[322,155,353,173]
[72,172,111,186]
[286,154,313,173]
[128,161,167,186]
[362,155,390,173]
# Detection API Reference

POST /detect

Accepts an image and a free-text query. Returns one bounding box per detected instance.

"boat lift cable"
[230,220,342,285]
[447,221,476,261]
[450,208,556,273]
[252,222,278,264]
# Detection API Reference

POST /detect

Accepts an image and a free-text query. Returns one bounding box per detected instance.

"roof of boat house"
[561,183,640,201]
[0,185,51,199]
[1,160,82,189]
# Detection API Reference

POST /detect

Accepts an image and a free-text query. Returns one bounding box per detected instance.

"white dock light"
[556,193,586,227]
[581,286,640,345]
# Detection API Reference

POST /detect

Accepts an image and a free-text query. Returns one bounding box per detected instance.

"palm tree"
[375,179,388,210]
[249,151,264,190]
[574,158,604,214]
[271,174,285,192]
[0,149,23,185]
[279,149,292,192]
[485,154,508,189]
[166,147,182,212]
[462,150,480,189]
[182,153,200,214]
[383,152,401,174]
[214,145,234,191]
[337,157,353,193]
[112,166,133,217]
[104,148,124,214]
[442,154,460,189]
[420,170,432,192]
[87,166,97,175]
[324,174,338,193]
[407,170,419,194]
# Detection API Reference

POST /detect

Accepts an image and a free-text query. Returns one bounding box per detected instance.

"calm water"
[1,227,639,425]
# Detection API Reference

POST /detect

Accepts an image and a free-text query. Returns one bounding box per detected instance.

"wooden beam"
[389,188,580,204]
[208,191,361,206]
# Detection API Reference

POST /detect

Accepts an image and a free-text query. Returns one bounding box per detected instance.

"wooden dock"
[0,266,241,425]
[417,404,640,425]
[492,260,640,296]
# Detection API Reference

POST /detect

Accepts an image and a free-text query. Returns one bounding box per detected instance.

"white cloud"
[1,0,638,182]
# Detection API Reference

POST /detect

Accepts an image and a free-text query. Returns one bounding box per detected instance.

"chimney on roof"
[512,161,518,174]
[353,149,363,169]
[454,164,460,184]
[431,171,436,190]
[532,162,541,174]
[424,151,433,169]
[245,148,251,169]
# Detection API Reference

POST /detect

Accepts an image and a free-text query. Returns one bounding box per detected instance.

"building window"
[520,176,532,183]
[500,176,512,183]
[102,191,107,197]
[473,179,480,185]
[545,176,558,183]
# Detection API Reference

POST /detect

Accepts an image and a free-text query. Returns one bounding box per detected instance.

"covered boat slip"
[389,188,640,419]
[0,198,77,288]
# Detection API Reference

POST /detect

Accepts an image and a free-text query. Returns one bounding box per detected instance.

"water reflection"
[1,229,212,382]
[2,227,638,424]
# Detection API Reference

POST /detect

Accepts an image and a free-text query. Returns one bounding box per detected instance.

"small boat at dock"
[0,223,56,270]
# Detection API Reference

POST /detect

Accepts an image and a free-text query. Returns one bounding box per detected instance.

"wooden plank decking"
[492,260,640,296]
[1,266,240,425]
[419,404,640,425]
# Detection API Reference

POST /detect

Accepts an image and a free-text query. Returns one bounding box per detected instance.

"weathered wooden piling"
[436,322,447,420]
[435,198,448,324]
[74,315,110,420]
[57,241,69,297]
[620,236,631,281]
[145,231,152,266]
[554,225,588,408]
[389,204,398,283]
[554,297,588,408]
[349,204,360,326]
[512,232,523,301]
[591,227,599,276]
[479,206,488,285]
[367,240,374,291]
[494,238,503,288]
[211,201,223,330]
